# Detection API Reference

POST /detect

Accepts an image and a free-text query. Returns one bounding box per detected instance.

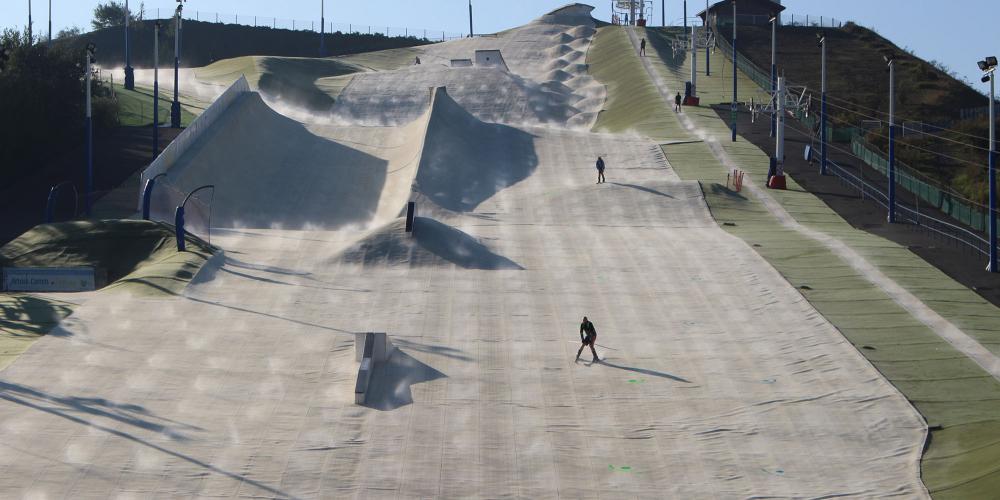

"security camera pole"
[886,53,896,223]
[170,0,185,129]
[979,56,998,272]
[85,43,96,215]
[124,0,134,89]
[153,21,160,159]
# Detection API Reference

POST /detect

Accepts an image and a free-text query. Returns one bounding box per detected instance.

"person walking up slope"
[640,38,646,56]
[674,92,682,113]
[596,156,606,184]
[577,316,599,363]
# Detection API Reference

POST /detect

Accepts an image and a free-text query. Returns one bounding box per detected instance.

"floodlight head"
[987,56,998,67]
[816,32,825,47]
[980,60,990,71]
[883,52,894,64]
[769,14,777,23]
[85,42,96,55]
[983,75,992,83]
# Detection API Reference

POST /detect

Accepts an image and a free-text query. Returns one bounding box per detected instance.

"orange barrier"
[727,169,745,192]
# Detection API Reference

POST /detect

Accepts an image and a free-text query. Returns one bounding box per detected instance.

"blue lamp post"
[978,56,998,272]
[170,0,185,128]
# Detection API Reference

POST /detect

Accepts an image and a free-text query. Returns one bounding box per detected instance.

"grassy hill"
[58,19,433,69]
[726,23,996,206]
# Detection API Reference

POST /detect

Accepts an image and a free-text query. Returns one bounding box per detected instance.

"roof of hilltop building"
[698,0,786,25]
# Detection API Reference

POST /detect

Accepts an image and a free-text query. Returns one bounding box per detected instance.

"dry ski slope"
[0,4,928,499]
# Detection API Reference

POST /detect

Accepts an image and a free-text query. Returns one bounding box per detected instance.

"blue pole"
[990,149,997,271]
[705,0,710,76]
[731,1,737,142]
[989,73,997,272]
[85,49,93,216]
[320,0,326,57]
[175,205,186,252]
[770,18,776,138]
[170,10,182,128]
[153,22,159,159]
[124,0,134,89]
[888,59,896,223]
[820,36,827,175]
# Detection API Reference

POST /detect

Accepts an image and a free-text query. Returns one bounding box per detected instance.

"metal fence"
[814,149,992,257]
[139,5,466,41]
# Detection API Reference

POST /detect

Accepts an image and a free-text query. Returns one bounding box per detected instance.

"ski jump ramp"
[0,4,927,498]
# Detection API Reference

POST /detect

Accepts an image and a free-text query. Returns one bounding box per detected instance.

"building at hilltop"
[698,0,785,27]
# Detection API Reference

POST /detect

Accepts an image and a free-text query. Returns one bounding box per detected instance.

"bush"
[0,29,118,184]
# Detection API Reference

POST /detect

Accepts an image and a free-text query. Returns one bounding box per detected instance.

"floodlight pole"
[705,0,710,76]
[661,0,665,26]
[468,0,473,37]
[47,0,51,47]
[170,3,183,128]
[731,0,737,142]
[125,0,134,89]
[85,46,94,215]
[888,57,897,223]
[989,71,997,272]
[28,0,33,43]
[153,22,160,159]
[820,35,827,175]
[320,0,326,57]
[683,0,687,31]
[770,16,777,138]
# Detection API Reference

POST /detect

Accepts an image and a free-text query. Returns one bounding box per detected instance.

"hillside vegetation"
[59,19,433,69]
[727,24,996,206]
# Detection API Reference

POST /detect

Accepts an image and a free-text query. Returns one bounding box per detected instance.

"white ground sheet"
[0,5,926,499]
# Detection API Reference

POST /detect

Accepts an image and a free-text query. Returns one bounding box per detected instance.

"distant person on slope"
[577,316,599,363]
[640,38,647,56]
[596,156,606,184]
[674,92,682,113]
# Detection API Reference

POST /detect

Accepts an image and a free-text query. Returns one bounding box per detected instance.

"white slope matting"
[0,119,926,498]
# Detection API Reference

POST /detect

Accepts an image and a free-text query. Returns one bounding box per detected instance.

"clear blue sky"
[2,1,998,91]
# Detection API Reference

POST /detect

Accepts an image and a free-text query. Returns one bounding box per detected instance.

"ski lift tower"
[613,0,653,26]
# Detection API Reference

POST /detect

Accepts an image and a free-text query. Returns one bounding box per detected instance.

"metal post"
[683,0,687,31]
[469,1,473,37]
[171,5,182,128]
[690,24,697,97]
[888,58,897,223]
[47,0,51,46]
[320,0,325,57]
[662,0,665,26]
[85,48,93,216]
[125,0,135,89]
[776,76,785,174]
[28,0,32,43]
[820,36,827,175]
[705,0,710,76]
[632,0,637,26]
[731,0,737,142]
[153,22,159,159]
[770,16,776,138]
[990,74,997,271]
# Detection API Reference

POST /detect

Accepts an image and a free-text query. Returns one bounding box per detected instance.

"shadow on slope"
[167,93,389,229]
[363,349,446,411]
[257,57,361,112]
[337,217,522,270]
[414,87,538,212]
